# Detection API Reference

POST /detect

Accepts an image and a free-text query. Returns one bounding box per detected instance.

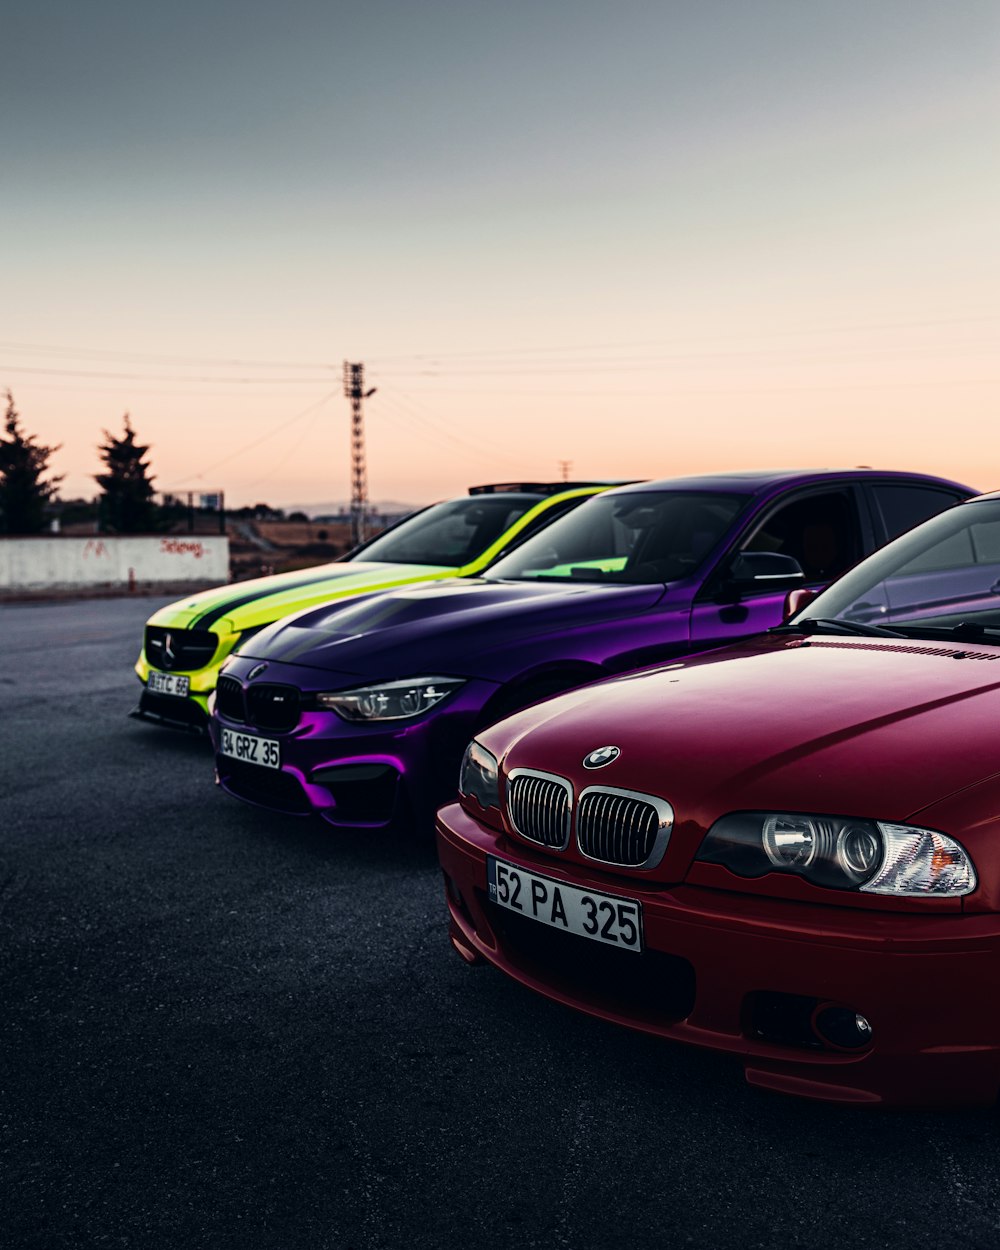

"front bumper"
[436,801,1000,1107]
[209,679,498,829]
[133,645,239,728]
[132,685,210,731]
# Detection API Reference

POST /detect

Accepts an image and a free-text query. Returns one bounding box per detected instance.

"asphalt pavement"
[3,597,1000,1250]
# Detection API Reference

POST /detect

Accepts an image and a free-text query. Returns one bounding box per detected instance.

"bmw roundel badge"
[247,663,268,681]
[583,745,621,769]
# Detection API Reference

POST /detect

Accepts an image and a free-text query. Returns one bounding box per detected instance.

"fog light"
[813,1004,873,1050]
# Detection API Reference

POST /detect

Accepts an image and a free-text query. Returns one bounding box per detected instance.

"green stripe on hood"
[189,569,390,630]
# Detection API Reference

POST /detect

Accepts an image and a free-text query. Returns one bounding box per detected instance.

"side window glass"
[972,522,1000,563]
[743,490,861,583]
[873,486,962,542]
[895,528,973,574]
[897,521,1000,574]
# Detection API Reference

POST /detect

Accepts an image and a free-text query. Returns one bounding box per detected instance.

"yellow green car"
[133,482,612,730]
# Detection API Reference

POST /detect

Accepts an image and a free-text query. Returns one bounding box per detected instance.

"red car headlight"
[457,739,502,830]
[697,811,977,897]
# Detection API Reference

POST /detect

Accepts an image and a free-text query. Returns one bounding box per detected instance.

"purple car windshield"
[484,491,749,584]
[355,494,545,566]
[793,498,1000,641]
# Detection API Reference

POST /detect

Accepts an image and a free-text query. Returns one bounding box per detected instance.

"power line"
[372,388,526,469]
[397,376,1000,397]
[0,363,335,384]
[0,383,334,398]
[243,400,331,490]
[3,310,995,376]
[6,342,995,385]
[163,392,337,488]
[375,396,525,470]
[364,313,1000,364]
[376,383,527,458]
[0,340,338,370]
[366,341,1000,376]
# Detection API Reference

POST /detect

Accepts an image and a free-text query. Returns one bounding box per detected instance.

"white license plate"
[220,727,281,769]
[487,856,643,952]
[148,670,190,697]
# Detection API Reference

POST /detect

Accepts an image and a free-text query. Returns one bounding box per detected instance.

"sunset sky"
[2,0,997,508]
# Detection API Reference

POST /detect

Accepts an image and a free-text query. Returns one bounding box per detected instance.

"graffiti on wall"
[0,536,229,590]
[160,539,206,559]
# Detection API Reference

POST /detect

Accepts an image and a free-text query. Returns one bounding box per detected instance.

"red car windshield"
[794,498,1000,640]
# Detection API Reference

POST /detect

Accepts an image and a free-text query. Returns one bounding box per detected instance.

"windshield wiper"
[889,621,1000,643]
[775,617,906,639]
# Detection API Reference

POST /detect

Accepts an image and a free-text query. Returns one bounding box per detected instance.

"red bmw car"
[437,489,1000,1107]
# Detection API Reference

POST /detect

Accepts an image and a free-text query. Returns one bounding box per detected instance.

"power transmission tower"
[342,362,376,545]
[558,460,572,483]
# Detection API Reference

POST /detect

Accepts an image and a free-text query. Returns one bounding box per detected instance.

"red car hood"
[487,634,1000,833]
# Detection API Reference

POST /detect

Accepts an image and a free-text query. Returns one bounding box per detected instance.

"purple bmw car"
[209,470,973,829]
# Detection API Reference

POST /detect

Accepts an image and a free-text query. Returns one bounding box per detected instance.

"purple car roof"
[604,468,971,497]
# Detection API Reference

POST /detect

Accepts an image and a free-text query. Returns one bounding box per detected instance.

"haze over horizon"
[2,0,997,508]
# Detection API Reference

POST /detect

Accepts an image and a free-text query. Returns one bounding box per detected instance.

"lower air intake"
[218,759,312,814]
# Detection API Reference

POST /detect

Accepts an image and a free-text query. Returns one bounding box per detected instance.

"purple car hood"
[239,576,667,680]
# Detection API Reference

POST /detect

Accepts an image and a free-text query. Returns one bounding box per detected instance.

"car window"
[796,499,1000,634]
[872,485,964,542]
[484,491,749,583]
[741,489,861,583]
[888,516,1000,575]
[357,494,544,565]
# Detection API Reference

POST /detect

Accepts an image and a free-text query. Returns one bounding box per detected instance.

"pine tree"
[0,390,63,534]
[95,415,159,533]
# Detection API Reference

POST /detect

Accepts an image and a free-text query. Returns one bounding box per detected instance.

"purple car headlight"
[315,676,465,722]
[697,811,976,896]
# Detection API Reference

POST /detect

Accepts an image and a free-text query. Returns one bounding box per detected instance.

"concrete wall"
[0,535,230,591]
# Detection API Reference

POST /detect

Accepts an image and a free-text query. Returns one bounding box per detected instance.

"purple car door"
[688,484,867,650]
